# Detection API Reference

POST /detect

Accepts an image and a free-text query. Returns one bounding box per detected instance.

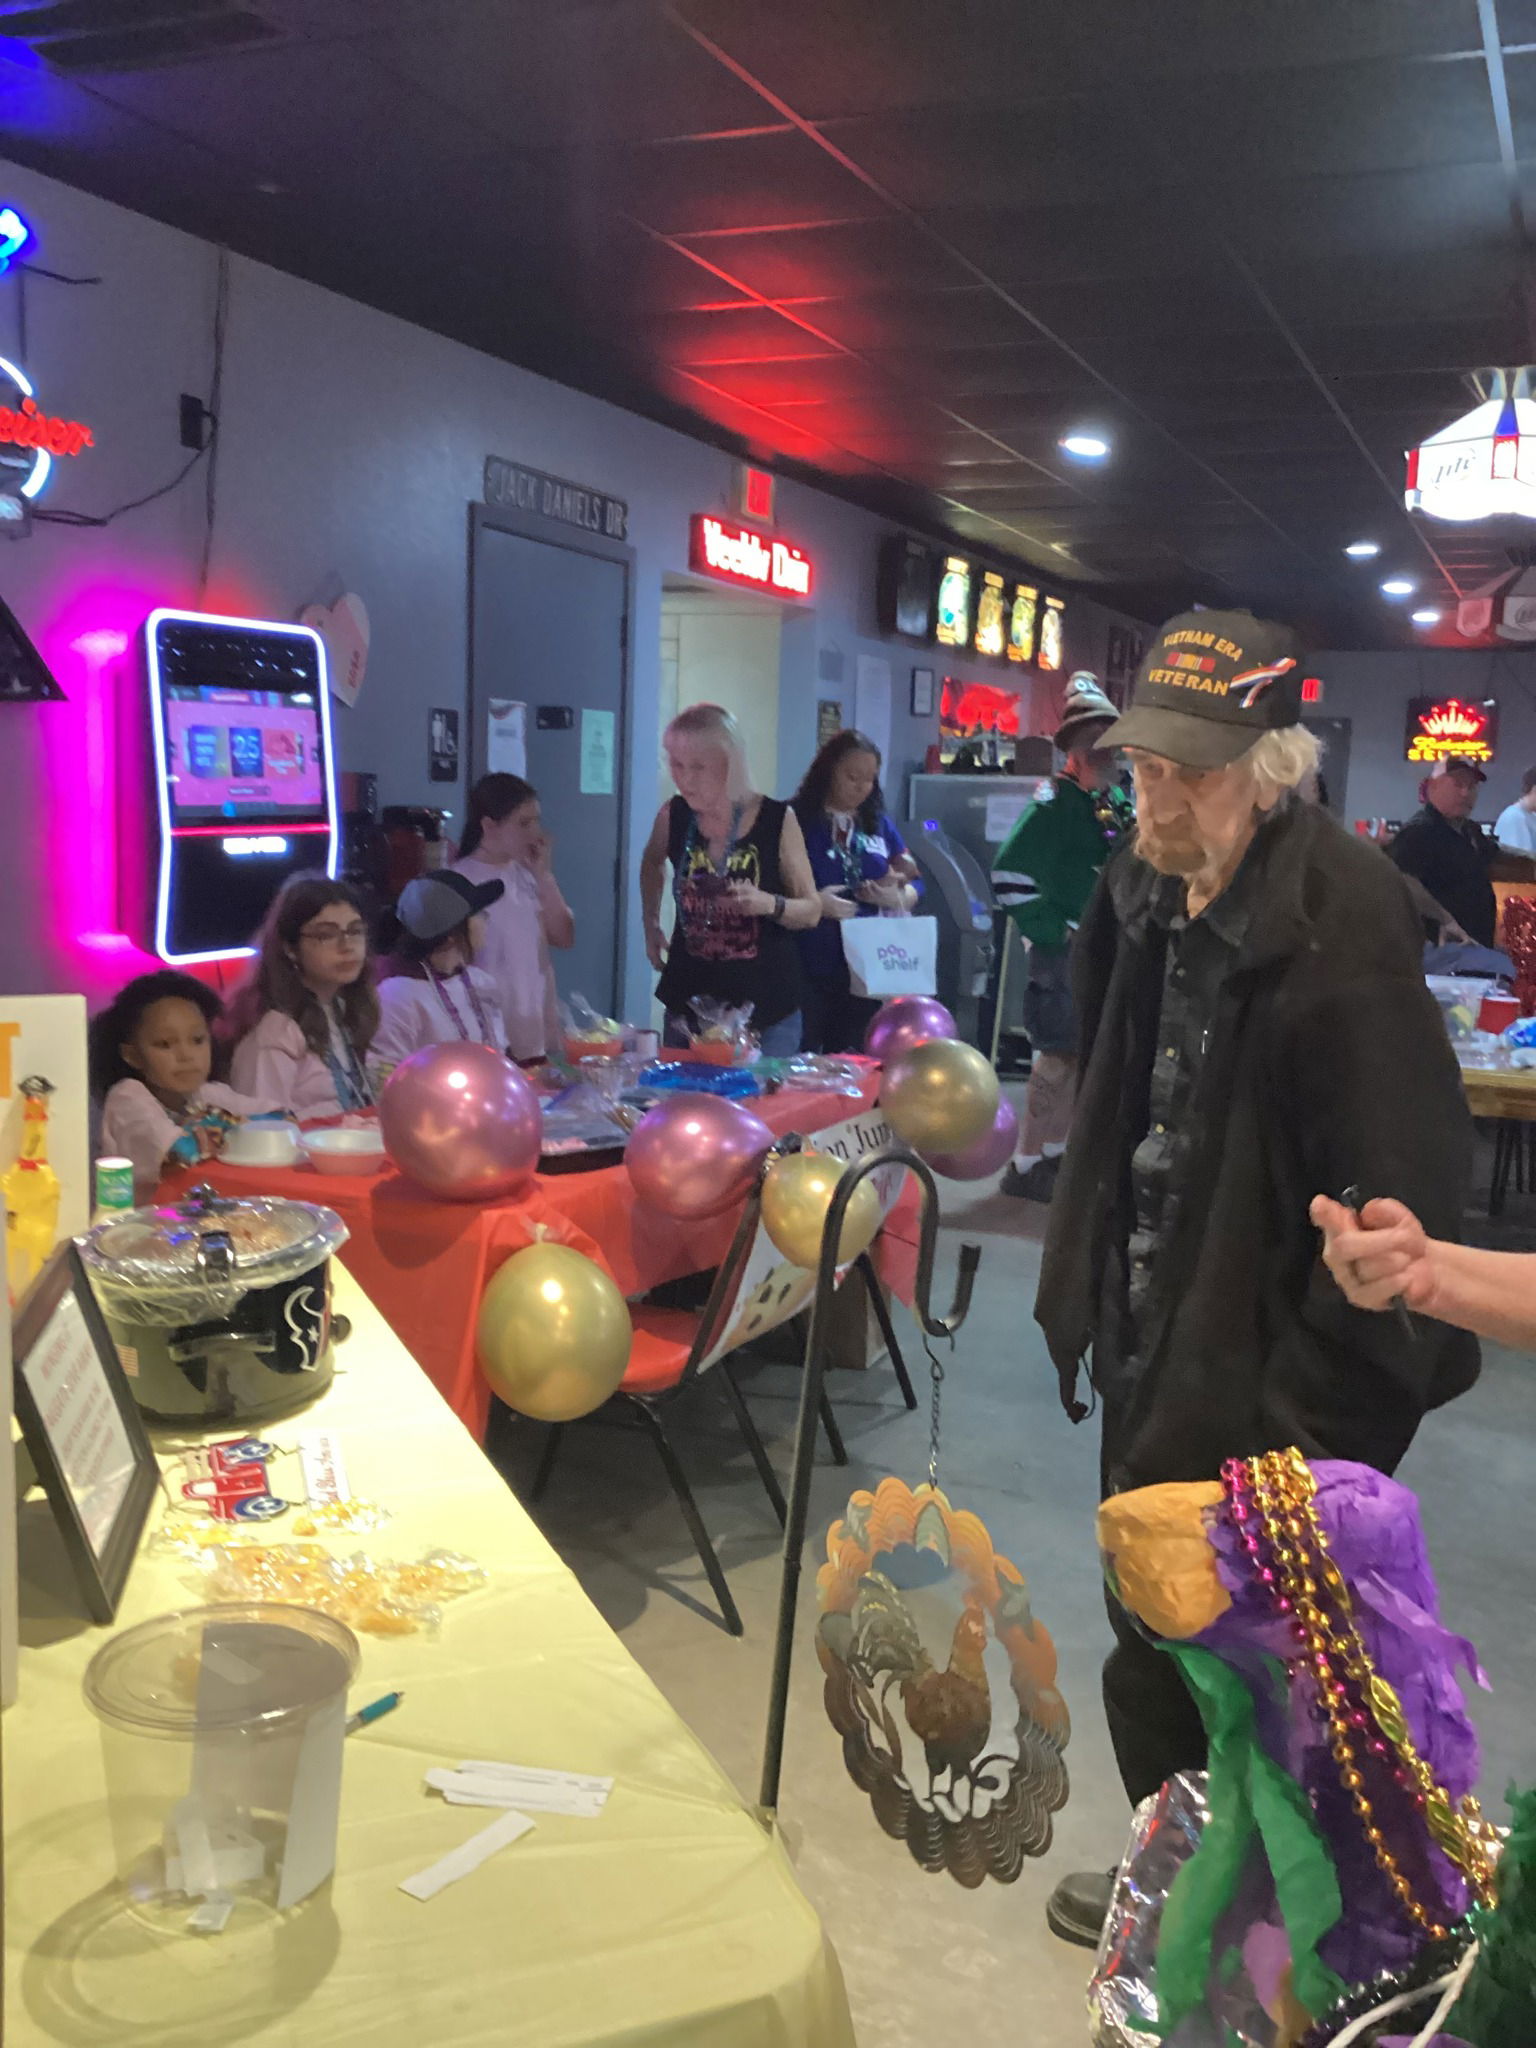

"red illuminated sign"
[1405,695,1498,765]
[741,466,775,522]
[0,394,92,460]
[689,513,813,599]
[1300,675,1324,705]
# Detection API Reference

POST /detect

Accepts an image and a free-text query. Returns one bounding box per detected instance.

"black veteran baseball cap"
[1104,609,1304,769]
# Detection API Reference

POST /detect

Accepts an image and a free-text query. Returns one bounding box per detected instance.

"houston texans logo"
[1230,657,1296,708]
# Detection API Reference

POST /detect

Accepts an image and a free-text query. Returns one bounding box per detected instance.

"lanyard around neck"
[427,963,495,1045]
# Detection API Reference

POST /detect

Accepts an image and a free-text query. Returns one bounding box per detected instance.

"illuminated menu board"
[1007,584,1037,665]
[934,555,973,648]
[1038,595,1066,672]
[973,570,1006,658]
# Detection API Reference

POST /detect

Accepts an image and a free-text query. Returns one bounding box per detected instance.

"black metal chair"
[525,1185,839,1636]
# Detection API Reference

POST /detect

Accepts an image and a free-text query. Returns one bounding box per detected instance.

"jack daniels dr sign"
[483,455,628,542]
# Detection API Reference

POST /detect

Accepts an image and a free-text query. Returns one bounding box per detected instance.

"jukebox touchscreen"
[142,610,339,963]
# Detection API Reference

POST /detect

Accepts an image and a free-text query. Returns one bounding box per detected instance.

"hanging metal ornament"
[756,1140,1070,1887]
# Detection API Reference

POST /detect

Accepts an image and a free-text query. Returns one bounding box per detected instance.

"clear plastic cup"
[83,1602,359,1934]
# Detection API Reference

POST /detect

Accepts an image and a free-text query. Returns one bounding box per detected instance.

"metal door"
[470,513,631,1016]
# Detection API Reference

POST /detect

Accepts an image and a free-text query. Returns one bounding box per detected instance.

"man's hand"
[1310,1194,1439,1314]
[1439,918,1471,945]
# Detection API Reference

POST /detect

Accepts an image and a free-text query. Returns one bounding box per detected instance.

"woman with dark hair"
[228,875,380,1119]
[92,969,281,1199]
[450,772,573,1062]
[371,870,508,1081]
[791,728,919,1053]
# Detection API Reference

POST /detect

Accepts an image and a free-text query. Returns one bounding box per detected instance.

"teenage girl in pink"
[450,774,574,1062]
[92,971,282,1200]
[228,876,380,1119]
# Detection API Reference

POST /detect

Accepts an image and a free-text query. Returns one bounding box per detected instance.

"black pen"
[1340,1185,1417,1345]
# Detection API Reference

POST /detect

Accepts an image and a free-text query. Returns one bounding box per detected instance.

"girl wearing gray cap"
[371,869,508,1082]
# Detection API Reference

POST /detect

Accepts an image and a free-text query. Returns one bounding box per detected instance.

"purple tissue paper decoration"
[1200,1459,1488,1993]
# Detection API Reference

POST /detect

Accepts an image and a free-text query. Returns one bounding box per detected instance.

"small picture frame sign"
[910,666,936,718]
[12,1243,158,1624]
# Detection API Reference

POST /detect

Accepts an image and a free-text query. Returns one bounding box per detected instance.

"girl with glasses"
[229,875,380,1120]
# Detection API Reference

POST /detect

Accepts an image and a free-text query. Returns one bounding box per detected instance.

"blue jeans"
[664,1009,803,1057]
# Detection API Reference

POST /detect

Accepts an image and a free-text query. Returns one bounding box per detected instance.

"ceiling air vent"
[0,0,279,73]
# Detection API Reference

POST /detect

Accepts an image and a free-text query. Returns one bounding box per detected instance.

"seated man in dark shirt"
[1387,760,1497,946]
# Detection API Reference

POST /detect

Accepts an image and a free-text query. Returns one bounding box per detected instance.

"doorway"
[658,582,783,806]
[469,506,634,1017]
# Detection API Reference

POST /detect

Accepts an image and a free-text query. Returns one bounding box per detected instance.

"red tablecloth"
[179,1071,914,1435]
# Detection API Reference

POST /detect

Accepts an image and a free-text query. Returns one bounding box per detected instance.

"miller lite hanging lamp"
[1406,368,1536,521]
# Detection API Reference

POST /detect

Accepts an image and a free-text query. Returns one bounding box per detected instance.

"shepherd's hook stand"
[758,1144,981,1821]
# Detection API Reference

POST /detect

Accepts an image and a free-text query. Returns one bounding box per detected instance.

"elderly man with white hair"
[1034,610,1481,1948]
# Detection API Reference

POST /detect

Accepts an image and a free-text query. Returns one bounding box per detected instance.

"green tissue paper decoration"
[1449,1782,1536,2048]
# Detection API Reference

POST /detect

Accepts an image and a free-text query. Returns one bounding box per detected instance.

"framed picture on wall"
[12,1243,158,1624]
[911,666,936,718]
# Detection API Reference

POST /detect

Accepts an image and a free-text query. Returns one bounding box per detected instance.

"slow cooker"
[80,1186,349,1426]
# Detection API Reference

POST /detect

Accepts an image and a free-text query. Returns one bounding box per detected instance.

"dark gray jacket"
[1036,802,1480,1488]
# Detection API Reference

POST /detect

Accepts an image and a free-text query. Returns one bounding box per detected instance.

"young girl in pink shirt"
[92,971,282,1201]
[450,774,574,1062]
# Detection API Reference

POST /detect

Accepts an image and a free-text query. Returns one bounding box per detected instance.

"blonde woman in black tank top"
[639,703,821,1057]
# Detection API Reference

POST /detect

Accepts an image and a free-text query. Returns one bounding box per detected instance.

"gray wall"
[0,155,1145,1018]
[1312,646,1536,826]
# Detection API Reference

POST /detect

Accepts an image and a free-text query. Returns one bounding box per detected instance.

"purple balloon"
[863,996,958,1063]
[922,1094,1019,1181]
[625,1092,775,1222]
[380,1042,542,1202]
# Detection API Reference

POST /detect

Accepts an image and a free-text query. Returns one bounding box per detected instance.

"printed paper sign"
[579,708,616,795]
[486,699,527,778]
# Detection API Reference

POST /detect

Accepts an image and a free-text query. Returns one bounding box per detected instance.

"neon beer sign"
[0,355,94,499]
[689,514,814,598]
[1405,695,1497,765]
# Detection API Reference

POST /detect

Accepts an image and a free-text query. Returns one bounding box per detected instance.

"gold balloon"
[881,1037,1000,1154]
[476,1242,631,1422]
[761,1147,882,1270]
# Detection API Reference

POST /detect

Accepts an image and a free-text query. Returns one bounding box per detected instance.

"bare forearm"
[777,891,821,931]
[640,854,666,931]
[537,872,575,950]
[1423,1239,1536,1348]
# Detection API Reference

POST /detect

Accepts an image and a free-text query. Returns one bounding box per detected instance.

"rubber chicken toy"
[4,1075,60,1304]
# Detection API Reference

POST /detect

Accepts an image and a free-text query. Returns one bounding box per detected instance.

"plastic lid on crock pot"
[79,1188,348,1326]
[84,1603,359,1737]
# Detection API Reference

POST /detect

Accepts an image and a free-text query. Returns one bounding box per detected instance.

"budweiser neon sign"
[0,354,93,500]
[1405,694,1497,765]
[689,513,813,598]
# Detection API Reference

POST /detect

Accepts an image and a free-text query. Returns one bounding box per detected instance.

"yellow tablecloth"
[3,1271,855,2048]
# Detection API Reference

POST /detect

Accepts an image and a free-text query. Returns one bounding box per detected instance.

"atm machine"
[122,609,340,965]
[902,820,996,1048]
[906,769,1056,1065]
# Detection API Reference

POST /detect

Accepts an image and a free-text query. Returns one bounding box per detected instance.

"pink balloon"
[625,1092,775,1222]
[380,1042,542,1202]
[863,996,958,1062]
[922,1095,1020,1181]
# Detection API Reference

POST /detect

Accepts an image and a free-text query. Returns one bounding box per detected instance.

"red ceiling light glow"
[689,513,813,599]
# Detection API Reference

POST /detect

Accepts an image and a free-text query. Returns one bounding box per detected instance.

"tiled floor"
[496,1135,1536,2047]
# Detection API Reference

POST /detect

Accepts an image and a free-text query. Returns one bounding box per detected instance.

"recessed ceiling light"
[1059,432,1110,461]
[1411,607,1442,626]
[1344,539,1381,558]
[1381,577,1416,597]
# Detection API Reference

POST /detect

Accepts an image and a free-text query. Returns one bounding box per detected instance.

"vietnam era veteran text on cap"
[1104,609,1303,770]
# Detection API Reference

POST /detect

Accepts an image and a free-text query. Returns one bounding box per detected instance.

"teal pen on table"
[346,1689,404,1735]
[1339,1186,1417,1345]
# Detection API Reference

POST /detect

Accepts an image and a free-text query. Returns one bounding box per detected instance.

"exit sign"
[1301,676,1324,705]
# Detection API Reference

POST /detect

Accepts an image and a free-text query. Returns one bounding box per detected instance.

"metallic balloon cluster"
[866,997,1015,1179]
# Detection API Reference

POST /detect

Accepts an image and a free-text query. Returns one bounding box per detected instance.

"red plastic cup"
[1478,991,1520,1035]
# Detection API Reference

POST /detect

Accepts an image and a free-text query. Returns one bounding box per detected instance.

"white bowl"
[221,1121,301,1167]
[301,1127,387,1177]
